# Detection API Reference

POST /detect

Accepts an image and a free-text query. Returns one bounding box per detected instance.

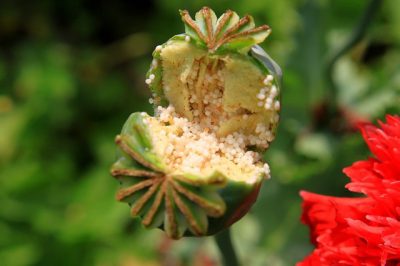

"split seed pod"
[111,7,282,239]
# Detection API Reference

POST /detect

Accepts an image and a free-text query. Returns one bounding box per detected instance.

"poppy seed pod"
[111,7,282,239]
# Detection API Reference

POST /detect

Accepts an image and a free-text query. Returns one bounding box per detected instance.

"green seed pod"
[111,7,282,239]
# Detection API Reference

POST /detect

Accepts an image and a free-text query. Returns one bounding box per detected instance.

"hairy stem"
[215,229,240,266]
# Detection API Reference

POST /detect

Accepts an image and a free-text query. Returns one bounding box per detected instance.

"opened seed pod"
[111,7,282,239]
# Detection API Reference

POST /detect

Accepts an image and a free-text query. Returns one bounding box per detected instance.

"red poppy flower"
[298,115,400,266]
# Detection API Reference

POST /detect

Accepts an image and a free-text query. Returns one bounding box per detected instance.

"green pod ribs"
[111,7,282,239]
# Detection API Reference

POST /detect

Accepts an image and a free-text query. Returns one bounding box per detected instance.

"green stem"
[215,229,240,266]
[325,0,383,110]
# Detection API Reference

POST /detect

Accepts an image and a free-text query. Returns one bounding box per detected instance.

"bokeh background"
[1,0,399,265]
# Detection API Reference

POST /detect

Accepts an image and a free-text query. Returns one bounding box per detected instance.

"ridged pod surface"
[111,7,281,239]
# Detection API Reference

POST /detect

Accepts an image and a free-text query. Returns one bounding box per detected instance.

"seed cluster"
[257,75,280,111]
[186,59,225,132]
[145,106,271,183]
[184,58,278,149]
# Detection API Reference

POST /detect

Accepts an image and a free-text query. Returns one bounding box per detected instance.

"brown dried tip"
[180,7,271,52]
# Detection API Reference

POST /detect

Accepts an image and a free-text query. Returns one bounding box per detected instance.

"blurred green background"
[0,0,399,265]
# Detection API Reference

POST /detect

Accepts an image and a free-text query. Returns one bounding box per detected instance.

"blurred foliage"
[0,0,399,265]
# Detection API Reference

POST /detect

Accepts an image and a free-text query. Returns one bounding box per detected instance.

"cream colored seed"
[274,101,280,110]
[257,93,266,100]
[270,85,278,97]
[185,35,191,42]
[155,45,162,52]
[149,74,155,80]
[264,75,273,85]
[145,79,152,85]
